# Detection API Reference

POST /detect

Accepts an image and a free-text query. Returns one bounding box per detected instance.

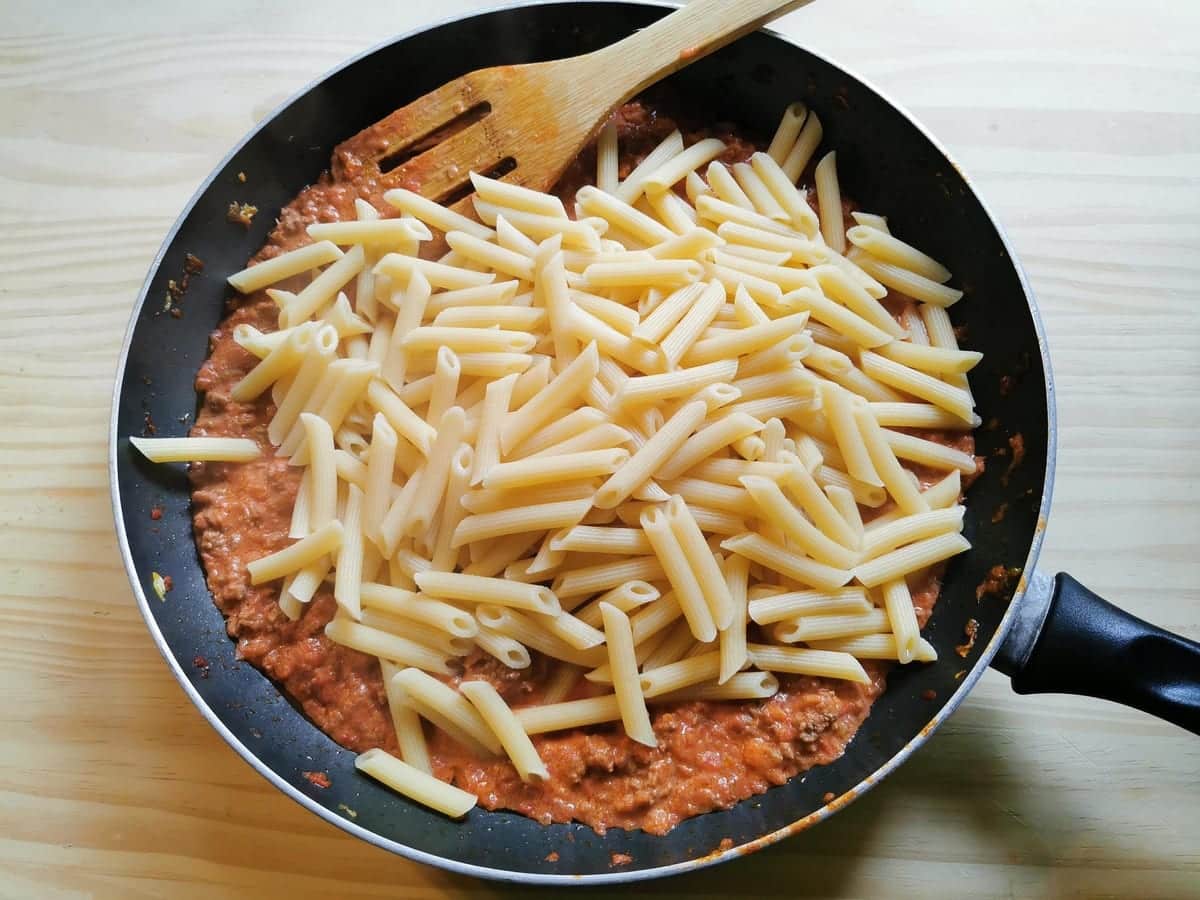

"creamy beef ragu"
[190,96,975,835]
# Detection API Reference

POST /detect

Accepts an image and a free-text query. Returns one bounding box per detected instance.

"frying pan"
[108,0,1200,883]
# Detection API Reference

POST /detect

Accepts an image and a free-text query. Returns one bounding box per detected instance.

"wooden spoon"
[339,0,812,202]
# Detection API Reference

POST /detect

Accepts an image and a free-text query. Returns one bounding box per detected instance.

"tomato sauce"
[189,97,971,835]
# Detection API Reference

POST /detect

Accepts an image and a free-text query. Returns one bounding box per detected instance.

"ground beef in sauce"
[189,95,973,836]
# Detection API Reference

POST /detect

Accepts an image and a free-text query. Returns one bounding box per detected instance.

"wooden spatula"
[338,0,812,203]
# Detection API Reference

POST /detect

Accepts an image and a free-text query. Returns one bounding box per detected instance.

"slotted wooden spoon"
[338,0,812,203]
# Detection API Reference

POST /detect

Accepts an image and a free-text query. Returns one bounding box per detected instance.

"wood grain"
[1,1,1198,897]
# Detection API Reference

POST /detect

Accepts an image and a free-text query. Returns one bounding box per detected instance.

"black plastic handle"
[1001,573,1200,735]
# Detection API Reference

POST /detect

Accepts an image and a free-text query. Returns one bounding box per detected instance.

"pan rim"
[108,0,1058,884]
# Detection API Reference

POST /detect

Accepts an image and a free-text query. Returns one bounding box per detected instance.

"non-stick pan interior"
[112,1,1050,881]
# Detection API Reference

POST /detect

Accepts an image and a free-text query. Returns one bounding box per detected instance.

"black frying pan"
[108,1,1200,883]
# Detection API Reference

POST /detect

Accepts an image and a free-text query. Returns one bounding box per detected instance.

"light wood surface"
[1,1,1197,897]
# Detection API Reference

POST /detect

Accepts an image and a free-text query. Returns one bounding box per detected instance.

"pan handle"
[993,570,1200,735]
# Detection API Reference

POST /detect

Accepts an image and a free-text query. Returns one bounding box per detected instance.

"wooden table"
[2,1,1197,896]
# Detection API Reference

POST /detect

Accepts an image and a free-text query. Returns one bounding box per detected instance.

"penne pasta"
[641,505,717,643]
[355,749,475,818]
[129,436,259,464]
[720,532,852,592]
[460,680,548,782]
[747,644,870,684]
[600,603,657,747]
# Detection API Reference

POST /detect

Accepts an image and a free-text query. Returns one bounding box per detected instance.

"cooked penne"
[696,194,794,237]
[868,402,981,430]
[641,505,717,643]
[600,603,657,747]
[282,245,366,327]
[423,281,521,318]
[360,582,477,637]
[414,571,559,615]
[469,373,517,487]
[720,552,751,683]
[821,383,883,488]
[883,428,978,474]
[783,288,891,350]
[582,258,704,289]
[501,342,599,454]
[810,264,905,339]
[526,422,632,460]
[401,326,535,355]
[355,749,475,818]
[553,556,666,599]
[655,413,765,480]
[720,532,852,592]
[401,406,466,539]
[470,200,600,248]
[749,152,821,235]
[772,608,891,643]
[614,129,686,204]
[474,624,533,670]
[877,340,982,376]
[425,347,461,427]
[612,359,737,409]
[645,189,700,235]
[643,138,728,193]
[655,671,779,702]
[577,185,674,245]
[825,484,865,549]
[359,610,471,657]
[631,281,705,345]
[681,312,809,366]
[228,240,343,294]
[383,186,495,240]
[379,660,431,773]
[781,108,823,182]
[595,399,708,509]
[129,436,260,464]
[747,644,869,684]
[748,586,871,625]
[850,249,963,307]
[573,580,660,627]
[739,475,860,570]
[854,532,972,587]
[460,680,548,782]
[231,322,315,402]
[514,694,622,735]
[483,448,629,490]
[247,521,343,584]
[861,506,966,561]
[476,605,602,668]
[333,484,366,619]
[808,633,938,663]
[325,617,450,675]
[852,403,931,515]
[452,498,593,548]
[732,162,789,221]
[392,667,503,755]
[706,160,754,209]
[640,651,722,698]
[881,579,920,664]
[767,102,807,163]
[666,495,736,630]
[366,379,436,456]
[433,305,546,331]
[309,216,432,248]
[597,119,619,193]
[550,526,652,556]
[813,151,845,253]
